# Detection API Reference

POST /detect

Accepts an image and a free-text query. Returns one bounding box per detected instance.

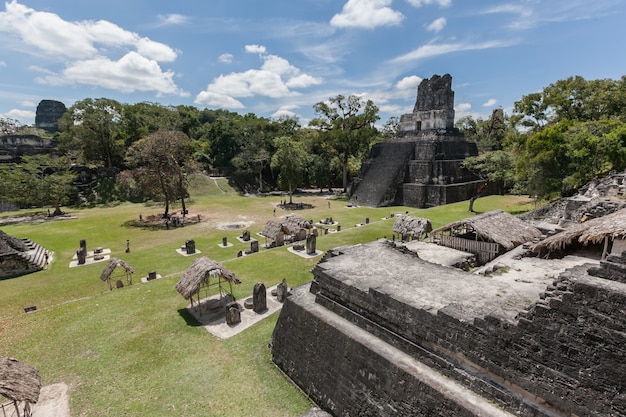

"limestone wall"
[272,249,626,416]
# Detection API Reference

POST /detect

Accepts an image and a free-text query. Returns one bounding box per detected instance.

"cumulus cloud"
[245,44,267,54]
[482,98,497,107]
[271,105,300,120]
[394,75,422,99]
[219,53,233,64]
[331,0,404,29]
[36,52,187,96]
[195,47,322,109]
[5,108,35,122]
[426,17,447,32]
[0,1,183,96]
[406,0,452,7]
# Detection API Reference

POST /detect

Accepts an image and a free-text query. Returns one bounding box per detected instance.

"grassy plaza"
[0,175,535,416]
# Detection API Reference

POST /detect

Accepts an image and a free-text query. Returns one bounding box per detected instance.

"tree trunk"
[468,179,490,212]
[342,154,348,193]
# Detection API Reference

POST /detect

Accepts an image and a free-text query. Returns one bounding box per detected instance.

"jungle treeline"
[1,75,625,210]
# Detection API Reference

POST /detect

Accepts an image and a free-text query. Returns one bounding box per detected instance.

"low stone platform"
[271,239,626,416]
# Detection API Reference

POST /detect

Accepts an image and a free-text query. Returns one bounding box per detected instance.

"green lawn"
[0,176,535,416]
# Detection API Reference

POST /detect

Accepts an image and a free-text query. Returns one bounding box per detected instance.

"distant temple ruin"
[351,74,488,208]
[35,100,66,133]
[0,100,63,163]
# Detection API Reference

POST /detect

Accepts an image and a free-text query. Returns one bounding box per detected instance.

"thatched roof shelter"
[175,257,241,306]
[0,356,41,411]
[392,215,432,240]
[283,216,313,234]
[432,210,542,251]
[531,208,626,258]
[261,220,289,241]
[100,258,135,290]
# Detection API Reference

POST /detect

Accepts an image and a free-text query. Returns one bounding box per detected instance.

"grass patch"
[0,179,534,416]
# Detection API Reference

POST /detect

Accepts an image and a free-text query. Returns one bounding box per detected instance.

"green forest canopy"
[2,75,626,209]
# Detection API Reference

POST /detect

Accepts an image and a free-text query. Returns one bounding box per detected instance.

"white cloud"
[394,75,422,99]
[0,1,182,96]
[5,108,35,122]
[406,0,452,7]
[271,106,300,120]
[136,38,178,62]
[194,91,245,109]
[391,39,516,64]
[245,44,267,54]
[157,14,189,26]
[195,48,321,109]
[0,61,6,67]
[454,103,472,114]
[36,52,187,96]
[481,4,535,30]
[330,0,404,29]
[20,100,36,107]
[426,17,447,32]
[482,99,497,107]
[219,53,233,64]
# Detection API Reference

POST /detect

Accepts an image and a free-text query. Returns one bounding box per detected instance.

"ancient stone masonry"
[0,135,57,163]
[0,231,49,279]
[271,240,626,417]
[34,100,66,132]
[350,74,489,208]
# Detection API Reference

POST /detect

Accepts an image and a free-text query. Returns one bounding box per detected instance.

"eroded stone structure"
[0,231,48,279]
[351,74,488,208]
[271,240,625,417]
[35,100,66,132]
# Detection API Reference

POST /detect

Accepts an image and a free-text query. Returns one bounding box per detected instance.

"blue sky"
[0,0,624,127]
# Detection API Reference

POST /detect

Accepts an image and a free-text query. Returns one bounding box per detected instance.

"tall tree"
[0,154,74,211]
[231,130,271,193]
[124,130,194,215]
[270,136,310,204]
[310,95,380,192]
[58,98,125,169]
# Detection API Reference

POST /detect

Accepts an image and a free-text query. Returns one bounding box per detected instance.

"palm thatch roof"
[175,257,241,301]
[392,215,432,238]
[432,210,542,250]
[283,216,313,234]
[99,258,135,282]
[261,220,289,240]
[531,208,626,255]
[0,356,41,404]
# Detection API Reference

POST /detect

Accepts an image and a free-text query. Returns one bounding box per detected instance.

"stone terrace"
[272,240,626,417]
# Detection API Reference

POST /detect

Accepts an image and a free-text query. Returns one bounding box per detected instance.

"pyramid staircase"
[351,141,415,207]
[0,234,50,279]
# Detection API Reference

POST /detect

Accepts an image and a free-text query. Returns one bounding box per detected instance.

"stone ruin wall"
[35,99,66,132]
[272,252,626,417]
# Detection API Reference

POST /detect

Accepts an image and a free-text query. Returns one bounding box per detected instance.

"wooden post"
[602,236,610,260]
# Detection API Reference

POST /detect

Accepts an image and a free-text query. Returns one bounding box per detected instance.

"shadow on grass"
[177,308,201,327]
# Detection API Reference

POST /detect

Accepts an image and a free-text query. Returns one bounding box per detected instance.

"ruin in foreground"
[272,239,625,417]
